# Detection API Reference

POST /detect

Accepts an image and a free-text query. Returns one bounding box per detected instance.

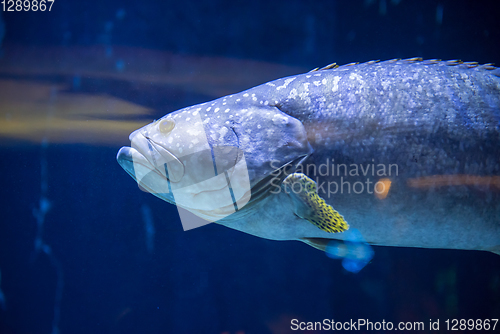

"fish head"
[117,90,312,223]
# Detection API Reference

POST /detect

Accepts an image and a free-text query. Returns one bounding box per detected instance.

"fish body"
[118,59,500,254]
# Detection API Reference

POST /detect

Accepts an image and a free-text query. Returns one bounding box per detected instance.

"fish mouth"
[117,143,252,221]
[116,146,176,203]
[131,132,186,183]
[116,146,150,181]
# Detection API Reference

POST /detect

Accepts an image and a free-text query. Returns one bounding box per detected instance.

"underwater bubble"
[72,75,81,90]
[116,8,126,20]
[116,59,125,72]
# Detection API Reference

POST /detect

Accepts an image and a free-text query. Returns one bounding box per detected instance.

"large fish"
[117,58,500,255]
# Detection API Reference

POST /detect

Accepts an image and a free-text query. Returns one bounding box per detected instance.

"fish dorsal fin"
[309,58,499,76]
[282,173,349,233]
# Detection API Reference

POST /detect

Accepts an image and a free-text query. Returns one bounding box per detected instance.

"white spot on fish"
[252,97,257,101]
[349,73,362,81]
[288,88,298,99]
[219,127,228,137]
[243,93,249,97]
[306,75,311,78]
[272,114,289,125]
[266,82,276,87]
[303,83,310,91]
[276,77,296,90]
[186,117,191,121]
[214,108,220,113]
[331,76,341,92]
[313,81,321,86]
[299,91,310,103]
[192,108,200,116]
[236,99,241,102]
[206,107,211,111]
[322,78,327,85]
[225,108,230,113]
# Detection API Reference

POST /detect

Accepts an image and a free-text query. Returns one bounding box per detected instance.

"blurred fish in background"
[0,46,305,146]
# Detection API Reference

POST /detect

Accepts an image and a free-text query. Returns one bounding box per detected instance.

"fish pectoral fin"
[300,237,331,252]
[282,173,349,233]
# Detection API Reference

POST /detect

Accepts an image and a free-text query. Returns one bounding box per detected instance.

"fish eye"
[158,119,175,134]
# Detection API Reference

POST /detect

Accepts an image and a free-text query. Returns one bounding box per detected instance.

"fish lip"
[117,146,176,203]
[130,132,185,182]
[116,146,159,178]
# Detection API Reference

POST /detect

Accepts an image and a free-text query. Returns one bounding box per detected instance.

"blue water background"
[0,1,499,333]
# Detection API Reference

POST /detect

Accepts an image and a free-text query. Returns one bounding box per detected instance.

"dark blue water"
[0,1,499,333]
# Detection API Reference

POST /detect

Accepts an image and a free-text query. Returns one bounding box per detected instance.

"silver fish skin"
[118,59,500,254]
